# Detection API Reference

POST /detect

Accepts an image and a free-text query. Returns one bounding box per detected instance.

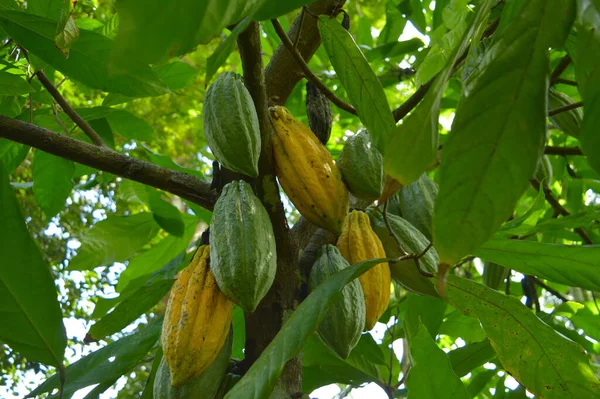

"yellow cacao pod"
[162,245,234,388]
[336,210,391,330]
[270,105,349,235]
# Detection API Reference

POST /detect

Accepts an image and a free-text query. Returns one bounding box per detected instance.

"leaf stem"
[548,101,583,117]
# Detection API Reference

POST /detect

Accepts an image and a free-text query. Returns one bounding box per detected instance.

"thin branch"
[530,276,568,302]
[387,305,401,386]
[548,101,584,117]
[0,116,217,210]
[550,55,571,84]
[36,70,106,147]
[270,18,357,115]
[544,146,583,156]
[553,78,577,86]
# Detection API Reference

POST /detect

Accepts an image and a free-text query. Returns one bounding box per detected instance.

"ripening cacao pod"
[366,208,439,297]
[154,332,233,398]
[161,245,234,388]
[396,173,438,241]
[534,155,553,188]
[270,105,349,234]
[306,81,332,145]
[203,72,260,177]
[338,130,384,203]
[482,262,509,291]
[336,210,391,330]
[548,88,582,138]
[309,245,366,358]
[210,180,277,312]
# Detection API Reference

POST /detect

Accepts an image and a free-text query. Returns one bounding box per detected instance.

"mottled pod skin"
[161,245,234,388]
[210,180,277,312]
[309,245,365,359]
[336,210,391,330]
[270,105,349,235]
[306,80,332,145]
[203,72,261,177]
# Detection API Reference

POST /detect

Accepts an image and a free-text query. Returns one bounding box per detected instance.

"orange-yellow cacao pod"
[269,105,349,235]
[161,245,234,388]
[337,210,391,330]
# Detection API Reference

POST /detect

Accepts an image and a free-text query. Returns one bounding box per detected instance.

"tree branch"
[0,116,217,210]
[544,146,583,156]
[553,78,577,86]
[550,55,571,84]
[36,71,107,147]
[270,18,357,115]
[548,101,583,117]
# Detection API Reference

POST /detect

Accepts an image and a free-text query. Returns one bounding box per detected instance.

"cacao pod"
[336,210,391,330]
[396,173,438,241]
[306,81,332,145]
[154,332,233,398]
[482,262,509,291]
[215,373,242,399]
[366,208,439,297]
[203,72,260,177]
[548,88,582,138]
[534,155,553,188]
[210,180,277,312]
[161,245,234,388]
[308,245,366,358]
[338,130,384,203]
[270,105,349,235]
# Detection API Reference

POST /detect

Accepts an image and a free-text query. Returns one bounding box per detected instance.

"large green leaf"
[318,15,396,150]
[448,339,496,377]
[206,16,251,85]
[406,293,447,338]
[474,239,600,292]
[405,317,470,399]
[384,0,494,186]
[68,213,161,271]
[0,10,168,97]
[32,150,74,218]
[0,71,35,95]
[433,0,575,265]
[111,0,259,71]
[0,162,66,367]
[224,257,389,399]
[27,0,62,20]
[27,317,162,398]
[444,275,600,398]
[0,138,29,172]
[253,0,315,20]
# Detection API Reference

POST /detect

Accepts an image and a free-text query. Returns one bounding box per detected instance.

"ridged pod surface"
[482,262,509,291]
[203,72,260,177]
[534,155,553,188]
[309,245,365,358]
[338,130,384,203]
[210,180,277,312]
[306,81,332,145]
[270,105,349,234]
[396,173,438,241]
[154,332,232,398]
[548,88,582,138]
[161,245,234,388]
[367,208,439,297]
[336,210,390,330]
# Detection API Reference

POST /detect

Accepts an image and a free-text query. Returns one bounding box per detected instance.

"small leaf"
[0,138,29,172]
[154,61,198,91]
[365,38,424,61]
[148,189,185,237]
[206,16,251,84]
[0,71,35,95]
[406,293,447,338]
[253,0,315,21]
[444,275,600,397]
[105,109,155,142]
[32,150,74,218]
[448,339,496,377]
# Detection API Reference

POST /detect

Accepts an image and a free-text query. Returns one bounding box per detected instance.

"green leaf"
[86,279,173,341]
[0,71,35,95]
[444,275,600,398]
[232,306,246,360]
[153,61,198,91]
[32,150,74,218]
[533,210,600,232]
[141,347,163,399]
[405,317,470,399]
[438,309,486,344]
[253,0,315,20]
[318,15,396,150]
[474,239,600,292]
[224,257,389,399]
[384,0,494,186]
[112,0,259,71]
[105,109,155,141]
[409,0,428,34]
[0,138,29,172]
[0,162,66,367]
[448,339,496,377]
[27,317,162,398]
[206,16,251,84]
[0,10,168,97]
[365,38,424,62]
[68,213,161,271]
[467,369,498,398]
[27,0,62,20]
[148,189,184,237]
[433,0,575,264]
[406,293,447,338]
[496,185,546,237]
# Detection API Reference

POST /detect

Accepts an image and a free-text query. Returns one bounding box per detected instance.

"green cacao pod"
[210,180,277,312]
[338,130,384,203]
[534,155,553,188]
[203,72,260,177]
[270,105,350,235]
[396,173,438,241]
[337,210,391,330]
[548,88,582,138]
[162,245,234,388]
[154,332,233,398]
[308,245,366,358]
[482,262,509,291]
[306,81,332,145]
[366,208,439,297]
[215,373,242,399]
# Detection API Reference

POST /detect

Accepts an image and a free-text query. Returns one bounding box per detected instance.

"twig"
[387,305,401,386]
[544,146,583,156]
[270,18,357,115]
[553,78,577,86]
[530,276,568,302]
[550,55,571,84]
[0,116,217,210]
[505,269,512,295]
[36,70,106,147]
[548,101,584,117]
